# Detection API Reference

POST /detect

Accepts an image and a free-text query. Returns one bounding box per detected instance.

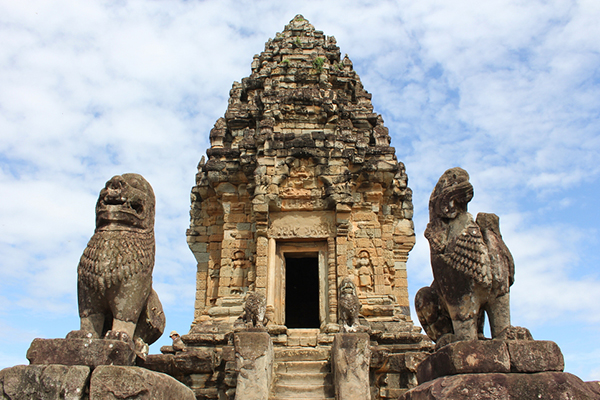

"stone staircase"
[270,330,334,400]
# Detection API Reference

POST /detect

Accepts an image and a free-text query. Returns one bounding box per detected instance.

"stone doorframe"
[267,240,330,328]
[265,211,337,328]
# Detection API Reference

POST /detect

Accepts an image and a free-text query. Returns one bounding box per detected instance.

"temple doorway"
[269,240,329,328]
[285,254,320,328]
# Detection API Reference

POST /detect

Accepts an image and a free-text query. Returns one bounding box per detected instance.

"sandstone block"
[234,332,273,400]
[400,372,599,400]
[139,354,176,376]
[375,351,428,373]
[417,340,510,384]
[89,365,195,400]
[507,340,564,372]
[332,333,371,400]
[0,364,90,400]
[27,338,136,368]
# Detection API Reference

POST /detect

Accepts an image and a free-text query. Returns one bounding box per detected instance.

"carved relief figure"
[383,262,396,293]
[355,250,374,294]
[68,174,165,357]
[208,266,220,304]
[338,277,362,332]
[415,167,517,343]
[230,250,248,294]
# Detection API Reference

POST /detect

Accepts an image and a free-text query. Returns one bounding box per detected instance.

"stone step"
[271,397,334,400]
[273,372,333,386]
[274,347,330,362]
[271,383,335,398]
[269,396,335,400]
[274,360,330,373]
[286,328,320,338]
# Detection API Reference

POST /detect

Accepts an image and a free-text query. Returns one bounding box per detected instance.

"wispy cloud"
[0,0,599,380]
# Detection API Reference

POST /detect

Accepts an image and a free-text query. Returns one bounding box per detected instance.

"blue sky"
[1,0,599,380]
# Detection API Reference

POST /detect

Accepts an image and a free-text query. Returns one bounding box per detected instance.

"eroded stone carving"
[239,291,268,329]
[338,277,362,333]
[354,250,374,294]
[230,250,250,294]
[416,167,518,343]
[68,174,165,356]
[267,212,335,239]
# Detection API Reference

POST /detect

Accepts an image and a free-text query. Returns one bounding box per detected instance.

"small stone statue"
[240,291,267,328]
[338,277,362,332]
[170,330,186,352]
[416,167,519,344]
[67,174,165,357]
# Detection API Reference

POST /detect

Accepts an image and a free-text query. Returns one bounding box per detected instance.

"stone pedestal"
[400,340,599,400]
[234,331,273,400]
[27,338,136,368]
[0,364,195,400]
[332,333,371,400]
[0,364,90,400]
[1,338,196,400]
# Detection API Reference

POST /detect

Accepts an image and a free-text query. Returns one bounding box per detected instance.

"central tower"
[187,15,416,337]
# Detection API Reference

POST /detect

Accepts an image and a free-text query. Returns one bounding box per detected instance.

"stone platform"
[0,338,195,400]
[0,364,195,400]
[400,340,600,400]
[401,371,599,400]
[27,338,136,368]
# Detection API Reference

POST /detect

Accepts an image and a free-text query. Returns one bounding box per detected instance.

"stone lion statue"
[67,174,165,357]
[416,167,522,344]
[240,291,267,328]
[338,276,362,333]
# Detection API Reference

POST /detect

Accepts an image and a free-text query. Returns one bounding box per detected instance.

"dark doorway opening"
[285,255,320,328]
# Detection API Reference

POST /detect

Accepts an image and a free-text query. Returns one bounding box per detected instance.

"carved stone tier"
[399,339,600,400]
[1,363,195,400]
[178,15,430,400]
[416,339,564,384]
[187,14,415,337]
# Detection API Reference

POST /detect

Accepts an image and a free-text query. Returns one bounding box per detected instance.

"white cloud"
[0,0,599,377]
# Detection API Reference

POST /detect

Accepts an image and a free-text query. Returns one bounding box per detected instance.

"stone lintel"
[26,338,136,368]
[400,372,599,400]
[417,340,566,384]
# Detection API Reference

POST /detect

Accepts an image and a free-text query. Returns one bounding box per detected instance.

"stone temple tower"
[182,15,430,399]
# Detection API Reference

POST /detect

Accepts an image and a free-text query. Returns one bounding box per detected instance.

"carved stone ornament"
[268,211,335,239]
[238,291,268,329]
[67,174,165,357]
[415,167,519,344]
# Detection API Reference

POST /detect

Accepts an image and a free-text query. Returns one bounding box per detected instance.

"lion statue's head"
[95,173,155,232]
[429,167,473,220]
